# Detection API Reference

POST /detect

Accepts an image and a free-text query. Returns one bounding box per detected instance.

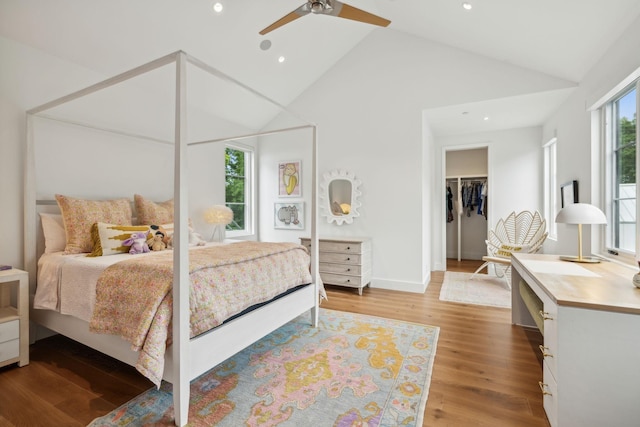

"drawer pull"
[347,268,351,272]
[346,246,351,250]
[538,345,554,358]
[539,310,554,321]
[538,381,552,396]
[346,257,350,261]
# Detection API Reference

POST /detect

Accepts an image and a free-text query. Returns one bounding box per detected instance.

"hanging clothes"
[447,186,454,223]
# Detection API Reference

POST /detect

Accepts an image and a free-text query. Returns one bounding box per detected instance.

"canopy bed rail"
[25,51,319,426]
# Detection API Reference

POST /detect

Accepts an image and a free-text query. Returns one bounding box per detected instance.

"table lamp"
[555,203,607,263]
[203,205,233,242]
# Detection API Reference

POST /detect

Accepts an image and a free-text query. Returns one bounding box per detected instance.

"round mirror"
[319,169,362,225]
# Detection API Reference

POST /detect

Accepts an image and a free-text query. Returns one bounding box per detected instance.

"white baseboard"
[369,273,430,293]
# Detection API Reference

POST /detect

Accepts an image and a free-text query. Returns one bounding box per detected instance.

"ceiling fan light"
[311,2,324,13]
[212,2,223,13]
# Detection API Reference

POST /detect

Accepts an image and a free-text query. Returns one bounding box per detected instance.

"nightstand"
[0,268,29,368]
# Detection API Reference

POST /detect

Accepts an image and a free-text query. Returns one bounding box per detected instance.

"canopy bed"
[24,51,319,426]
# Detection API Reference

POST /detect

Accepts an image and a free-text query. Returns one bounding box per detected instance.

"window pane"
[611,87,636,253]
[225,146,251,234]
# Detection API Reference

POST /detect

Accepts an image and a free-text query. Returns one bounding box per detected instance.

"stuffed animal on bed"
[123,231,151,254]
[146,232,167,251]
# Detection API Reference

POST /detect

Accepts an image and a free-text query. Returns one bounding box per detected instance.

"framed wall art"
[561,180,579,208]
[274,202,304,230]
[278,160,301,197]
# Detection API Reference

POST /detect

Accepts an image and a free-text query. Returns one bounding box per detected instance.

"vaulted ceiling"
[2,0,640,135]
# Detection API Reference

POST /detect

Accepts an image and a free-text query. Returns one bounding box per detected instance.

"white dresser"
[300,237,371,295]
[512,254,640,427]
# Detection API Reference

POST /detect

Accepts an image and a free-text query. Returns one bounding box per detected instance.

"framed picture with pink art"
[278,160,301,197]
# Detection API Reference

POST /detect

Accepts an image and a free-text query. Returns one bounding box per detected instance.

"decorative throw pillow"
[134,194,174,225]
[87,223,151,257]
[55,194,133,254]
[40,213,66,254]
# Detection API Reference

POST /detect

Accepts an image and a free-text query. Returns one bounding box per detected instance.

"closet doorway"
[445,147,488,267]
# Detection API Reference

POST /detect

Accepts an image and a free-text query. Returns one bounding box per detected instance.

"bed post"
[172,51,190,427]
[310,125,319,327]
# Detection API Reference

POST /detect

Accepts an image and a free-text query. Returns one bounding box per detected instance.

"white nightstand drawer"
[0,319,19,344]
[320,262,362,275]
[0,338,19,362]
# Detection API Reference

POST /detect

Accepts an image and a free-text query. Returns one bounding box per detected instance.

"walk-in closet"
[445,147,488,262]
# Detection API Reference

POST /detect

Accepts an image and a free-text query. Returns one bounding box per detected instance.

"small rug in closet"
[439,271,511,308]
[88,308,439,427]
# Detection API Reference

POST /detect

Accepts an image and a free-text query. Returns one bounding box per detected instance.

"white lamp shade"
[555,203,607,225]
[203,205,234,225]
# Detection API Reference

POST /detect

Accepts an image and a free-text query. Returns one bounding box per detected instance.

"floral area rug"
[439,271,511,308]
[88,308,439,427]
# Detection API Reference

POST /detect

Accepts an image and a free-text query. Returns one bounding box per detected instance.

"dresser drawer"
[0,319,19,344]
[321,272,369,287]
[320,262,362,275]
[319,241,364,254]
[538,290,558,380]
[321,252,362,265]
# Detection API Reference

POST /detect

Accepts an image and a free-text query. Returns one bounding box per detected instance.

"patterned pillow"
[55,194,133,254]
[87,223,151,257]
[134,194,173,225]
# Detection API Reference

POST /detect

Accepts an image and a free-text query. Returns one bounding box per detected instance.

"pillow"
[55,194,133,254]
[134,194,173,225]
[40,213,66,254]
[87,223,151,257]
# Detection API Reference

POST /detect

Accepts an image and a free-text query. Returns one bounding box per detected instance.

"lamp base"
[559,255,601,263]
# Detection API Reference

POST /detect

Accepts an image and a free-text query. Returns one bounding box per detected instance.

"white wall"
[287,30,569,291]
[542,13,640,259]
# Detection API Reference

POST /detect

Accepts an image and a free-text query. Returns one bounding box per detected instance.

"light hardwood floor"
[0,260,549,426]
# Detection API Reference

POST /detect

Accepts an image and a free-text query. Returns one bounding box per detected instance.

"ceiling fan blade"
[332,1,391,27]
[259,4,310,35]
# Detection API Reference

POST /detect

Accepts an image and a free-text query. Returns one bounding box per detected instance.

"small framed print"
[278,160,301,197]
[561,180,579,208]
[274,202,304,230]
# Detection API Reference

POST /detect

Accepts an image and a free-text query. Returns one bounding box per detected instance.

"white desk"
[511,254,640,427]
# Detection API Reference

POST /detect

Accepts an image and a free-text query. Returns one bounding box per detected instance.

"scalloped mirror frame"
[319,169,362,225]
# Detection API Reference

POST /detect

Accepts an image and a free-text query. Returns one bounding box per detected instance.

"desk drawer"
[320,263,362,275]
[0,320,19,344]
[541,361,558,427]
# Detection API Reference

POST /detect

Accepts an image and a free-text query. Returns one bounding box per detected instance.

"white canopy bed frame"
[23,51,319,426]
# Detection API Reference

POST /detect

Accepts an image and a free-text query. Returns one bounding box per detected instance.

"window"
[543,137,558,239]
[604,82,637,262]
[225,144,254,236]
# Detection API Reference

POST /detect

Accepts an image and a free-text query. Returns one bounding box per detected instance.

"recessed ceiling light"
[278,56,286,63]
[483,116,489,121]
[213,2,223,13]
[462,2,472,10]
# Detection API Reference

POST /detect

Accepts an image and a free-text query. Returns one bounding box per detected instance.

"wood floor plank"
[0,259,549,426]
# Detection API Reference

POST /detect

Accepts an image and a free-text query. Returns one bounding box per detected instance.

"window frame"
[225,142,255,237]
[543,137,558,240]
[601,80,639,266]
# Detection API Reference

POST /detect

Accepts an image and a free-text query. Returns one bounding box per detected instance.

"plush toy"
[123,231,151,254]
[149,225,170,245]
[147,232,167,251]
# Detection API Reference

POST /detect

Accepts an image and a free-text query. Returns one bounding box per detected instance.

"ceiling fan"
[259,0,391,35]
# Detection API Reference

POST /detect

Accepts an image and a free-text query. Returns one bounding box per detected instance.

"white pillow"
[40,213,66,253]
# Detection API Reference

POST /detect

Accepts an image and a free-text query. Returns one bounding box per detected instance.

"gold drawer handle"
[538,381,552,396]
[538,345,553,358]
[539,310,554,321]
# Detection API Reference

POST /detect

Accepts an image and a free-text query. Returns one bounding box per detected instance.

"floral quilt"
[88,241,312,386]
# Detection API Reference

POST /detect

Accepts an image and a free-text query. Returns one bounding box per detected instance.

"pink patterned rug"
[88,308,439,426]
